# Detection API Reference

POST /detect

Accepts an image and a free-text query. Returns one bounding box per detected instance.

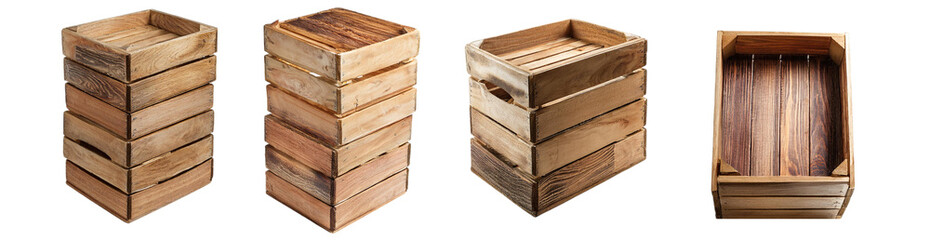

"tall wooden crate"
[61,9,217,222]
[711,31,854,218]
[466,20,647,216]
[263,8,418,232]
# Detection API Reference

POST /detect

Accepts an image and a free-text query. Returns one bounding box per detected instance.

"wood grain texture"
[66,159,212,222]
[722,209,839,219]
[466,20,644,108]
[721,55,753,175]
[750,56,780,176]
[810,57,843,176]
[266,169,407,232]
[63,10,216,82]
[63,110,214,168]
[469,69,645,143]
[265,143,409,205]
[267,84,415,146]
[266,8,418,82]
[64,56,215,112]
[64,135,212,194]
[721,196,844,209]
[264,55,416,114]
[471,130,646,216]
[470,99,645,177]
[780,56,810,176]
[264,115,411,177]
[717,176,848,196]
[735,35,832,55]
[65,83,213,139]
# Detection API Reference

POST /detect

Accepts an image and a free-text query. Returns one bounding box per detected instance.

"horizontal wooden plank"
[266,169,407,232]
[722,209,840,219]
[721,197,845,209]
[63,110,214,168]
[718,179,849,197]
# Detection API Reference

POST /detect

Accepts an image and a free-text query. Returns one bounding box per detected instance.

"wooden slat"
[65,83,213,139]
[471,130,646,216]
[810,57,843,176]
[735,35,832,55]
[334,143,409,205]
[569,20,627,46]
[478,20,570,55]
[721,197,845,209]
[66,160,129,219]
[149,10,202,35]
[129,24,216,80]
[266,171,332,230]
[780,56,810,176]
[720,55,752,175]
[129,158,212,222]
[497,37,573,60]
[508,40,586,66]
[522,44,602,70]
[722,209,839,218]
[530,38,645,107]
[718,176,848,197]
[750,56,780,176]
[63,110,214,168]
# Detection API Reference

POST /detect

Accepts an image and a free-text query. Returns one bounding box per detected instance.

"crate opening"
[479,80,516,104]
[278,8,410,53]
[70,10,204,52]
[74,139,111,161]
[720,53,846,177]
[478,20,630,72]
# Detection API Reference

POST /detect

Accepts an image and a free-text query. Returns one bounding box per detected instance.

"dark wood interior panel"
[722,54,843,176]
[750,56,780,176]
[721,56,753,175]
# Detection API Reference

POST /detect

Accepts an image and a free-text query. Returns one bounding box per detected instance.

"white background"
[1,0,926,238]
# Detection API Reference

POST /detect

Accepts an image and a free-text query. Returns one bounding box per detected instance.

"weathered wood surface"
[470,99,645,177]
[265,8,418,82]
[717,176,849,196]
[469,69,645,143]
[66,158,212,222]
[720,54,843,176]
[64,135,212,194]
[264,114,411,177]
[720,196,844,209]
[264,55,416,114]
[722,209,840,219]
[63,110,214,168]
[465,19,644,108]
[266,169,407,232]
[64,56,216,112]
[267,84,415,146]
[65,84,213,139]
[62,9,216,82]
[471,130,646,216]
[265,143,409,205]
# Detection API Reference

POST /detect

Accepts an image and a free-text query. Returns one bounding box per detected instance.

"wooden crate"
[264,8,419,82]
[64,135,212,194]
[265,55,416,114]
[470,69,645,143]
[63,110,214,168]
[266,169,408,232]
[62,9,217,82]
[712,31,854,219]
[266,143,410,205]
[65,83,213,139]
[266,84,415,146]
[471,130,645,216]
[264,114,411,177]
[64,56,216,112]
[470,99,645,177]
[66,159,213,222]
[465,19,646,108]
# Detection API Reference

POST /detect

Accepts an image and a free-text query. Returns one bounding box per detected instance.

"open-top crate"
[62,9,217,82]
[465,19,646,108]
[712,31,854,218]
[264,8,419,83]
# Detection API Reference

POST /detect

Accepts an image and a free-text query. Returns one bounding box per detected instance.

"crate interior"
[70,10,204,52]
[478,20,629,73]
[720,35,846,177]
[279,8,410,53]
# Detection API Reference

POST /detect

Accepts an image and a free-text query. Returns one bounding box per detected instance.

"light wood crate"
[465,19,646,108]
[712,31,854,219]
